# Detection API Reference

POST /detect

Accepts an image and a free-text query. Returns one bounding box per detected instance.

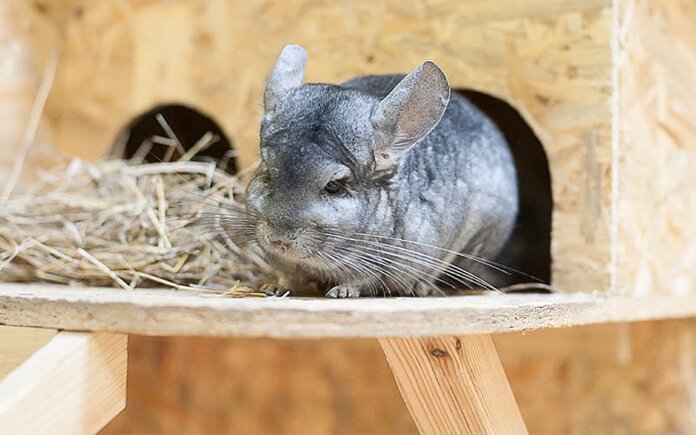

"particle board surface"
[0,283,695,337]
[615,0,696,296]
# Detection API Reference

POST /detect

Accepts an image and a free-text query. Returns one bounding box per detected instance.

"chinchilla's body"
[243,44,518,297]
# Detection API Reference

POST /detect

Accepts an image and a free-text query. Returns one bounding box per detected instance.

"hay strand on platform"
[0,158,273,296]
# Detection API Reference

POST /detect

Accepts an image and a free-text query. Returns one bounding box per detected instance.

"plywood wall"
[101,320,696,434]
[615,0,696,296]
[0,0,56,188]
[2,0,614,293]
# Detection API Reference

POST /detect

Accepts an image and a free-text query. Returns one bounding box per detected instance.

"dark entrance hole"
[458,90,552,286]
[113,103,237,174]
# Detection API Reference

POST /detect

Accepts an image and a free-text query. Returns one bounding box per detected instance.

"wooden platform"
[1,283,696,337]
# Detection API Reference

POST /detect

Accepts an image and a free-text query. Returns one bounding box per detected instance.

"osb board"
[100,320,696,434]
[5,0,613,294]
[0,1,55,185]
[2,283,696,337]
[615,0,696,296]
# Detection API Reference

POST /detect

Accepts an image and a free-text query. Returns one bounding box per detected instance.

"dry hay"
[0,157,274,296]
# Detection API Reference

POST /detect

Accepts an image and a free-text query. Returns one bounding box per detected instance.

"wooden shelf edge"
[0,283,695,337]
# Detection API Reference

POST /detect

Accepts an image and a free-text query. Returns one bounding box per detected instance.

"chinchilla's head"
[246,44,450,273]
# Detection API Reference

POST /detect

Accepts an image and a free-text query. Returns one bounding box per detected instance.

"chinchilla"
[240,44,518,298]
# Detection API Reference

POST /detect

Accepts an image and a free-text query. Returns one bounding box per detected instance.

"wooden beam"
[380,335,527,434]
[0,332,127,434]
[0,326,56,379]
[1,283,696,337]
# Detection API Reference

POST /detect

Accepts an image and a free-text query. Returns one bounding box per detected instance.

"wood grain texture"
[380,335,527,434]
[0,325,55,378]
[0,332,127,434]
[6,0,613,294]
[614,0,696,296]
[1,283,696,337]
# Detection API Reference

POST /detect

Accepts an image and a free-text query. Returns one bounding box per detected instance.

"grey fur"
[245,44,518,297]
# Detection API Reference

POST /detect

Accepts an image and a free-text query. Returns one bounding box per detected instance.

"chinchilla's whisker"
[184,219,257,229]
[330,238,470,291]
[317,251,382,296]
[327,239,440,293]
[178,219,257,245]
[169,223,252,245]
[308,232,392,296]
[352,232,506,273]
[317,248,386,296]
[167,213,255,224]
[178,210,252,217]
[324,232,495,291]
[336,246,448,296]
[181,213,257,225]
[350,231,542,283]
[331,232,495,290]
[166,186,250,212]
[326,248,408,297]
[315,251,375,293]
[344,252,409,297]
[354,240,489,292]
[186,218,257,227]
[329,243,443,296]
[180,221,257,234]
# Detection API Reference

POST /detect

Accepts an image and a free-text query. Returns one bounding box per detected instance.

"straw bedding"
[0,158,273,296]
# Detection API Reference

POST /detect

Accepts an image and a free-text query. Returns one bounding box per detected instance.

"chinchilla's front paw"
[325,285,361,298]
[260,283,292,297]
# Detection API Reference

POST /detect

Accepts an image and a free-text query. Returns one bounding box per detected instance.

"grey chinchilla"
[242,44,518,298]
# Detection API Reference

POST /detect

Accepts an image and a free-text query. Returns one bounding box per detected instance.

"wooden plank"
[0,326,56,378]
[1,283,696,337]
[380,335,527,434]
[0,331,127,434]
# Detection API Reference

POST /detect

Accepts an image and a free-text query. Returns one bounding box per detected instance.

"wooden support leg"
[379,335,527,435]
[0,330,128,434]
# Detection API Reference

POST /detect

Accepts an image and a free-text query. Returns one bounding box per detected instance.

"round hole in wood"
[112,103,237,174]
[458,90,552,287]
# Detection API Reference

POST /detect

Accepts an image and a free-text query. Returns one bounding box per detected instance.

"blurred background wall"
[101,320,696,435]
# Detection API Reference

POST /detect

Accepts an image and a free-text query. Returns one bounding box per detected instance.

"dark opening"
[113,103,237,174]
[458,90,552,286]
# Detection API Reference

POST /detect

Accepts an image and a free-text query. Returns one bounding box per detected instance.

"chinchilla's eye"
[324,180,343,195]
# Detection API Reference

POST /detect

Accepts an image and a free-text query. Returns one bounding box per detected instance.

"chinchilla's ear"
[264,44,308,116]
[371,61,450,171]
